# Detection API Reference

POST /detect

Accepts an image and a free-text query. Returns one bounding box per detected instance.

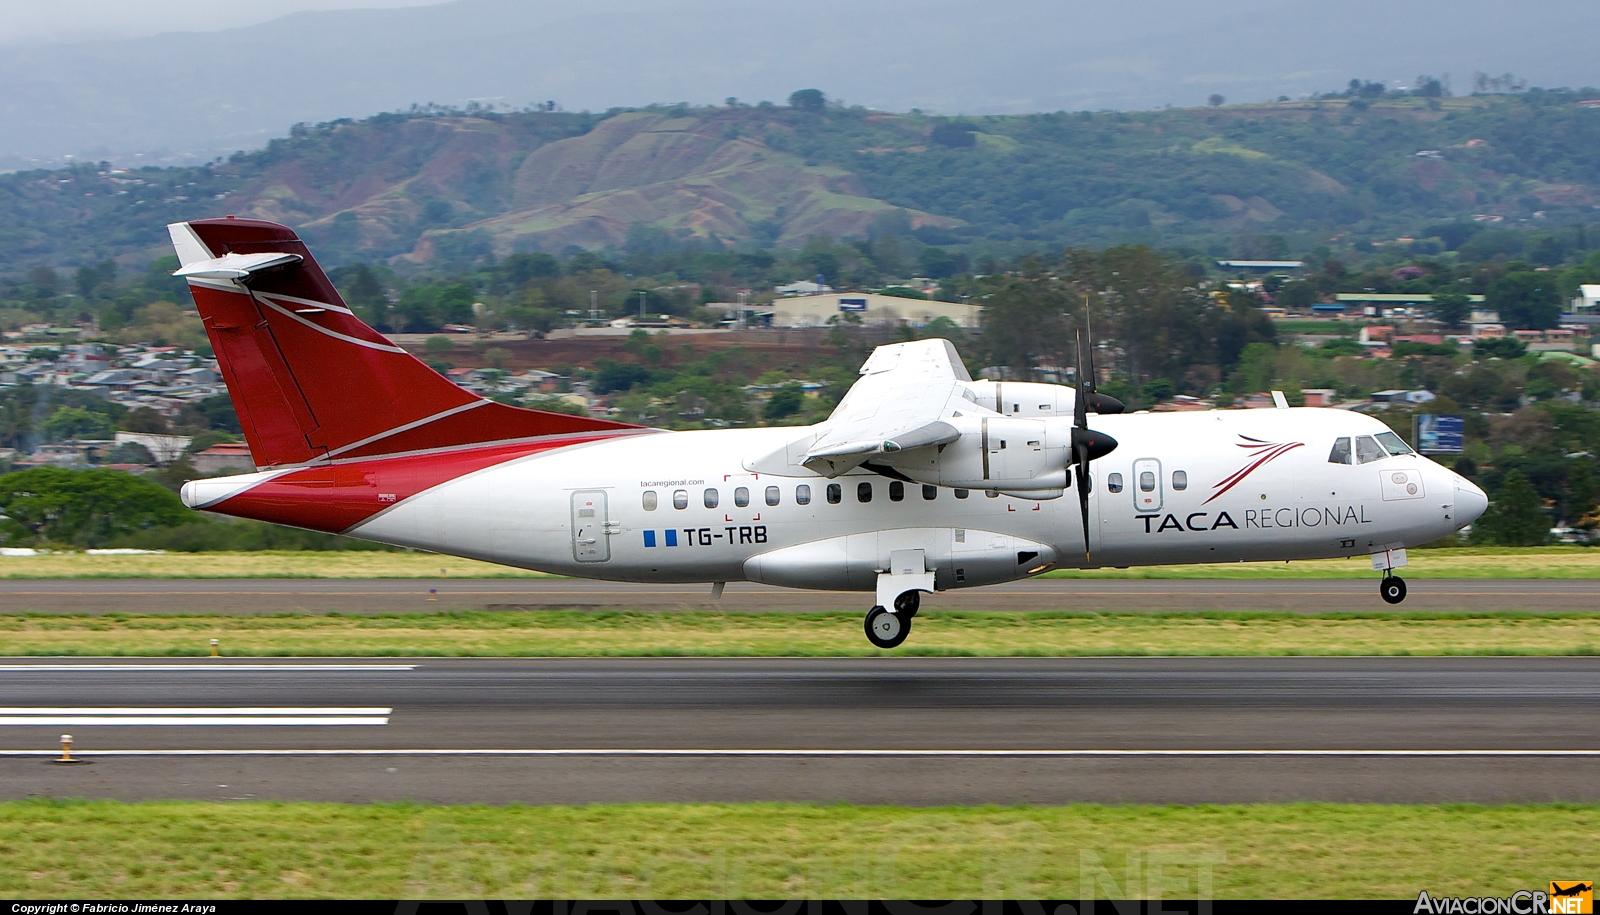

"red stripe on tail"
[172,217,638,468]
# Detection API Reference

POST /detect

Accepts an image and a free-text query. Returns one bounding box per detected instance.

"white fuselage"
[340,407,1484,591]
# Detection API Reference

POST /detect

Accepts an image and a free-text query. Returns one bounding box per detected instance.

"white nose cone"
[1455,477,1488,529]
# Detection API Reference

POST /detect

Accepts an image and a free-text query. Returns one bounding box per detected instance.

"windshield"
[1355,435,1387,464]
[1375,431,1414,455]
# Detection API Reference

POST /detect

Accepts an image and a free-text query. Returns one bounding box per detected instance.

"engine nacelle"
[878,415,1071,497]
[960,380,1075,418]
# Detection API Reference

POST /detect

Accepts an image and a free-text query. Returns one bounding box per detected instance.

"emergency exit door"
[571,490,611,562]
[1132,458,1163,513]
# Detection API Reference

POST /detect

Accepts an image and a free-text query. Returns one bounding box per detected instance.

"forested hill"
[3,90,1599,272]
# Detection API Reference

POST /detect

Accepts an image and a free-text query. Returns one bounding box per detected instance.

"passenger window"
[1172,470,1187,491]
[704,488,720,508]
[922,484,938,500]
[1139,471,1155,492]
[889,481,904,502]
[795,484,811,505]
[857,482,872,503]
[672,489,688,510]
[826,483,841,504]
[642,490,658,511]
[954,488,969,499]
[1328,437,1352,465]
[734,487,750,507]
[1355,435,1386,464]
[765,485,780,506]
[1375,431,1414,455]
[1107,472,1123,494]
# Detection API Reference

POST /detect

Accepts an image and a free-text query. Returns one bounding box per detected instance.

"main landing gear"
[864,592,920,649]
[1379,572,1407,605]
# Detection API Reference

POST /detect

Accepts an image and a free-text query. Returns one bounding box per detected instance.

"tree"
[120,407,170,434]
[0,467,189,546]
[1471,469,1548,546]
[1275,280,1318,310]
[788,89,825,112]
[930,122,976,148]
[423,336,456,358]
[1487,271,1561,330]
[764,384,805,421]
[1429,290,1472,330]
[1473,336,1526,360]
[41,406,114,442]
[1207,94,1225,107]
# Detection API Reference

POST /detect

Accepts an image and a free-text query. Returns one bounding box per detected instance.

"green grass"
[7,609,1600,657]
[0,546,1594,579]
[0,799,1591,898]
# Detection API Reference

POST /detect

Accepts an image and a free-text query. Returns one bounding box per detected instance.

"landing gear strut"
[893,590,920,619]
[1379,573,1407,605]
[865,605,911,649]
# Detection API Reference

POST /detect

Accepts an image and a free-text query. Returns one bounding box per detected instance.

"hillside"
[4,0,1598,169]
[3,91,1599,272]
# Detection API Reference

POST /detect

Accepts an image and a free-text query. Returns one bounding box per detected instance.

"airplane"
[169,216,1489,648]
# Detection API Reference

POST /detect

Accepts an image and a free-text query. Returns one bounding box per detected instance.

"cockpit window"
[1355,435,1386,464]
[1375,431,1414,455]
[1328,437,1352,464]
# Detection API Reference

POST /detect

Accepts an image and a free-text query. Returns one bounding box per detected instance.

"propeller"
[1081,302,1124,415]
[1071,326,1119,562]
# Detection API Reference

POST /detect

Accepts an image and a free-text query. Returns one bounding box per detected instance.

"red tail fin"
[169,217,635,468]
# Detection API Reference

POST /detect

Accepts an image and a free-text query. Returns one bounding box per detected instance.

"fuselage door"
[571,490,611,562]
[1133,458,1163,513]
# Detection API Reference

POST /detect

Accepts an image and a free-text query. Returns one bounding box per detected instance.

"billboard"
[838,297,867,312]
[1415,414,1464,453]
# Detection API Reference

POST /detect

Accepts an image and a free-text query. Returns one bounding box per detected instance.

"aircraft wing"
[801,338,979,477]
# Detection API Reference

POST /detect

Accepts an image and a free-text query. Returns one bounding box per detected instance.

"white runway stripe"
[0,665,414,671]
[0,707,391,726]
[1,748,1596,757]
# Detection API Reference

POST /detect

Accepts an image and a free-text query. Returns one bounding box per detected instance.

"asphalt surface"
[4,657,1598,805]
[0,577,1594,614]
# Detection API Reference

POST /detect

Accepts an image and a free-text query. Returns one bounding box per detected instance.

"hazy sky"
[0,0,444,45]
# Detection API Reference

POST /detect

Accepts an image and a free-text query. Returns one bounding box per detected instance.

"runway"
[0,577,1592,614]
[4,657,1598,805]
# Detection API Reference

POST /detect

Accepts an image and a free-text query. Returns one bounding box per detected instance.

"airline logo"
[1204,434,1304,504]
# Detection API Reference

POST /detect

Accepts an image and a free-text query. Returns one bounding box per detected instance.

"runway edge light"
[210,638,219,657]
[53,733,80,765]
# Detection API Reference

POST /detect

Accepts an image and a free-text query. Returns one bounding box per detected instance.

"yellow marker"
[428,588,438,601]
[210,638,219,657]
[59,734,72,763]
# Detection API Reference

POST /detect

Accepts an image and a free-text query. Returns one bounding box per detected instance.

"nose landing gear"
[864,605,911,649]
[1379,573,1407,605]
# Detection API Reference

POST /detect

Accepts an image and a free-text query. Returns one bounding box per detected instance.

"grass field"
[0,546,1595,579]
[6,609,1600,656]
[0,799,1590,898]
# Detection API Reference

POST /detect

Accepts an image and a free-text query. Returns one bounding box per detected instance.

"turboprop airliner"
[170,217,1488,648]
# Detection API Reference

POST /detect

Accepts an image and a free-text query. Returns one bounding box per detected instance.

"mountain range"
[1,0,1597,169]
[3,90,1599,272]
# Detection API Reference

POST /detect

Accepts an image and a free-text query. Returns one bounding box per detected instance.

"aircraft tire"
[893,590,921,619]
[865,605,911,649]
[1380,576,1407,604]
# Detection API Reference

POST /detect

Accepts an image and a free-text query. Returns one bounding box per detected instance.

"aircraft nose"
[1454,476,1488,529]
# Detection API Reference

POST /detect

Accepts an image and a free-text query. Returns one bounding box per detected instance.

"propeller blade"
[1081,301,1124,414]
[1073,329,1087,429]
[1076,439,1091,562]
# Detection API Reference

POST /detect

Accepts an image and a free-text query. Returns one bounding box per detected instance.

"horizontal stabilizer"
[174,252,303,280]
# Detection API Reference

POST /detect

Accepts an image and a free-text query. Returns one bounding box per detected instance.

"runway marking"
[4,747,1598,757]
[0,665,415,671]
[0,707,391,726]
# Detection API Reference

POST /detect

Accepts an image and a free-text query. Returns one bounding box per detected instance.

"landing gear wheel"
[1380,576,1407,605]
[893,590,921,619]
[865,605,911,649]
